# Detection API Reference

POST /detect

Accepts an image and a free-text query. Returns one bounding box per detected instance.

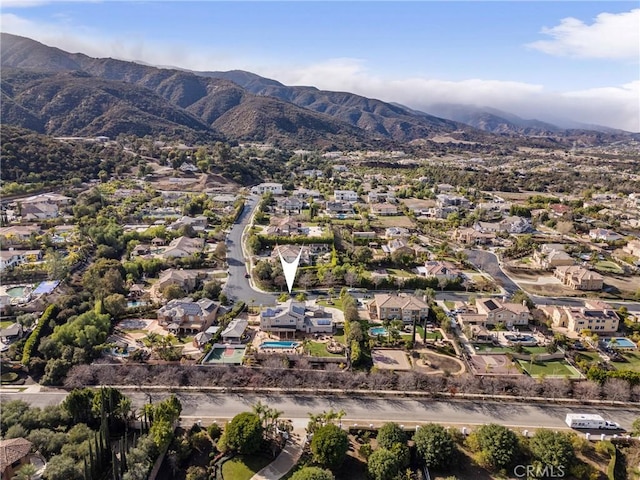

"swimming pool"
[127,300,149,308]
[5,286,28,298]
[505,334,537,344]
[369,326,388,336]
[604,337,637,349]
[259,341,299,349]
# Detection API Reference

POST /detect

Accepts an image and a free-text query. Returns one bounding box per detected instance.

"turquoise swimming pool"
[369,326,388,336]
[259,341,299,349]
[5,286,28,298]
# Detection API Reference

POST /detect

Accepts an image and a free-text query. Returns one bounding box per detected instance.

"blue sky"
[1,1,638,130]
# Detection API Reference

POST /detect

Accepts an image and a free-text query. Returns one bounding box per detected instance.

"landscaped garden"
[611,350,640,373]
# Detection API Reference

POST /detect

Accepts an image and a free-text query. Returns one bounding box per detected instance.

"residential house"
[156,269,202,294]
[132,244,151,256]
[20,202,59,221]
[475,298,531,327]
[157,297,219,334]
[276,197,304,214]
[264,216,302,237]
[259,299,335,337]
[0,225,40,246]
[325,202,354,217]
[0,438,33,480]
[550,204,572,217]
[178,162,199,173]
[251,183,284,195]
[417,261,463,281]
[162,236,205,258]
[169,216,208,232]
[0,249,42,272]
[368,293,429,324]
[554,266,604,290]
[589,228,623,242]
[221,318,248,344]
[436,194,471,209]
[385,227,409,239]
[0,323,24,344]
[370,203,398,216]
[367,191,396,203]
[292,188,321,199]
[151,237,166,247]
[544,301,619,333]
[301,169,324,178]
[21,193,71,206]
[532,244,575,270]
[383,237,415,258]
[453,227,494,245]
[474,216,531,234]
[334,190,358,202]
[270,245,312,266]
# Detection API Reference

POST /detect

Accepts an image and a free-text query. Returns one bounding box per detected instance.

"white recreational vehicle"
[565,413,620,430]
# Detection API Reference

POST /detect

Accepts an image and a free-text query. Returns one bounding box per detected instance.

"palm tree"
[11,464,38,480]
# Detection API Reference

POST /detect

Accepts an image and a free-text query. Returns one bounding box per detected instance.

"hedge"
[21,304,59,366]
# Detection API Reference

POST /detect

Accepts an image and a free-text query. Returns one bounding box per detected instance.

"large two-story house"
[368,293,429,324]
[259,299,335,338]
[157,298,219,334]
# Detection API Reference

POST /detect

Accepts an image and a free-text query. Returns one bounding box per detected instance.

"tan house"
[417,260,463,281]
[270,245,312,266]
[0,225,40,245]
[474,298,531,327]
[162,236,205,258]
[370,203,399,216]
[368,293,429,324]
[156,269,202,294]
[554,266,604,290]
[532,244,575,270]
[544,301,619,333]
[157,297,219,334]
[453,227,494,245]
[264,216,302,236]
[0,438,33,480]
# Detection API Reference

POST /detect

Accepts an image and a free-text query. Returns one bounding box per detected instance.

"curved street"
[224,194,276,306]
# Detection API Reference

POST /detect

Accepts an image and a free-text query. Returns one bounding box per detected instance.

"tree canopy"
[414,423,457,469]
[310,424,349,469]
[223,412,263,454]
[290,466,335,480]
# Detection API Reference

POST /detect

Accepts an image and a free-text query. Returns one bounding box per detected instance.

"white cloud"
[527,9,640,59]
[1,13,638,132]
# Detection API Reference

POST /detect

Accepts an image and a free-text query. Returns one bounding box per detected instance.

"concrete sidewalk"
[250,426,306,480]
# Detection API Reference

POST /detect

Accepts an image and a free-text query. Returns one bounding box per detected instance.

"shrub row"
[21,304,59,367]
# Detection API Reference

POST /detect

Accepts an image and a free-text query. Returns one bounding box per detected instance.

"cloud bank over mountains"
[1,7,638,132]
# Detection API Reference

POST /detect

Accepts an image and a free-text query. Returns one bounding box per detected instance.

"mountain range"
[1,33,636,148]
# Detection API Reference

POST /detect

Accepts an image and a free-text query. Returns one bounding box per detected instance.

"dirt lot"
[371,348,412,371]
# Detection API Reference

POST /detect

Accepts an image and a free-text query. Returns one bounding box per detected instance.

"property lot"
[371,348,412,371]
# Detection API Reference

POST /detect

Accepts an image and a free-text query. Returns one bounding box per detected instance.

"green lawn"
[611,351,640,372]
[0,320,13,329]
[473,344,511,354]
[518,359,581,378]
[386,268,414,278]
[333,328,345,345]
[221,455,273,480]
[317,298,345,311]
[443,300,455,310]
[306,341,345,357]
[595,261,623,274]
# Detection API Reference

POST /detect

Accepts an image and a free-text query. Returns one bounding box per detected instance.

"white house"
[251,183,284,195]
[334,190,358,202]
[259,299,334,337]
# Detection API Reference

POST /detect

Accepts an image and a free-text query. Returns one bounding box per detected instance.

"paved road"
[3,391,638,431]
[224,194,276,306]
[464,249,519,296]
